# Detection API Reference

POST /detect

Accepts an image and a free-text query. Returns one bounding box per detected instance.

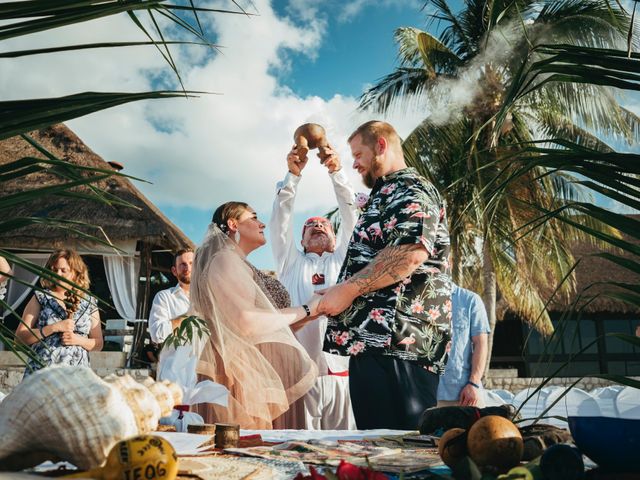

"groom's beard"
[362,155,382,188]
[363,170,375,188]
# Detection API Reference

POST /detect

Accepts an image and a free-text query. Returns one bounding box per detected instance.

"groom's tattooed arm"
[347,243,428,296]
[317,243,429,316]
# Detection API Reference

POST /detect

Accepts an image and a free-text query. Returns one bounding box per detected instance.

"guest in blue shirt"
[437,283,490,407]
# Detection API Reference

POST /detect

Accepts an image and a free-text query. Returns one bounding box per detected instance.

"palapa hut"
[492,223,640,377]
[0,124,194,356]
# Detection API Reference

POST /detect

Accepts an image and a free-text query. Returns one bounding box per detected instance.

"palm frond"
[534,0,631,47]
[0,91,203,141]
[395,27,463,74]
[534,109,615,152]
[426,0,476,57]
[359,67,432,112]
[494,44,640,140]
[531,82,639,144]
[0,40,217,58]
[0,1,248,41]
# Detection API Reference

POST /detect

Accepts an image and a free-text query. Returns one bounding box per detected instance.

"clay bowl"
[293,123,329,161]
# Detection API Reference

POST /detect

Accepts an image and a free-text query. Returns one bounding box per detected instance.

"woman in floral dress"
[16,249,102,376]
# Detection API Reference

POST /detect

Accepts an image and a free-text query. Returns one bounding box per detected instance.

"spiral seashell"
[161,379,184,406]
[143,379,174,418]
[103,374,160,434]
[0,366,138,470]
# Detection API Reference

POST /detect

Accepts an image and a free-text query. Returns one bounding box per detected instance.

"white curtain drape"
[103,241,140,320]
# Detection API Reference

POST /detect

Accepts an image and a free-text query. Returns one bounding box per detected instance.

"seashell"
[162,379,184,406]
[139,376,155,388]
[103,373,160,434]
[293,123,330,162]
[145,380,174,418]
[0,366,138,470]
[139,376,174,417]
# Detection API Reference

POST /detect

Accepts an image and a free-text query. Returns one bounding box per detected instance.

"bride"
[191,201,320,429]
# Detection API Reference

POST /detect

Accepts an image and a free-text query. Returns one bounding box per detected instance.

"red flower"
[336,460,365,480]
[335,461,389,480]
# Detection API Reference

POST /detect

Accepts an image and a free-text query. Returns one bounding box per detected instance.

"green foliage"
[361,0,638,339]
[162,315,211,350]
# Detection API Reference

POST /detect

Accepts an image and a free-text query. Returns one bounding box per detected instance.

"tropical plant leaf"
[0,91,204,141]
[0,40,216,58]
[161,315,210,350]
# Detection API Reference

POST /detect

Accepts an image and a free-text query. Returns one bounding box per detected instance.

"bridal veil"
[190,224,317,428]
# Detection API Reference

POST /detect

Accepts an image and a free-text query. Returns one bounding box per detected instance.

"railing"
[104,318,150,368]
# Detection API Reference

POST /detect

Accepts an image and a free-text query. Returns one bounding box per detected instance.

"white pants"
[303,374,356,430]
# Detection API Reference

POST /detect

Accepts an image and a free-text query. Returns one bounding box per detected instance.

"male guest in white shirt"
[270,143,358,430]
[148,249,194,345]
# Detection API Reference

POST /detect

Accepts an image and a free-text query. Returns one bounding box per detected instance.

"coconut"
[293,123,329,162]
[438,428,467,467]
[467,415,523,471]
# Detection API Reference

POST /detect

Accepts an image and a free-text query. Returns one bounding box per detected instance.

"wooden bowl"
[214,423,240,449]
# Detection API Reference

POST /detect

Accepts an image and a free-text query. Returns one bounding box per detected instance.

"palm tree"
[359,0,638,371]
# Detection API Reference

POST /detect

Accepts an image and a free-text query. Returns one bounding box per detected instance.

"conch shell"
[0,366,137,470]
[161,379,184,406]
[0,366,182,470]
[293,123,330,162]
[103,373,160,434]
[140,376,174,418]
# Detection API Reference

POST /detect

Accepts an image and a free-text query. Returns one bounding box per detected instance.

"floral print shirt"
[323,168,452,372]
[24,290,97,376]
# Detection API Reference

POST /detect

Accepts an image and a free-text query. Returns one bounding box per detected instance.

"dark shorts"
[349,354,439,430]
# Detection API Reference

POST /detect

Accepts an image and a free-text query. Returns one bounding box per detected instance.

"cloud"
[0,0,425,224]
[285,0,421,24]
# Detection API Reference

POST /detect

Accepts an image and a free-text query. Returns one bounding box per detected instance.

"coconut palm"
[359,0,639,368]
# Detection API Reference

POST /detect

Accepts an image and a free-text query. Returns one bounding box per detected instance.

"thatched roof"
[548,223,640,315]
[0,124,194,252]
[499,220,640,317]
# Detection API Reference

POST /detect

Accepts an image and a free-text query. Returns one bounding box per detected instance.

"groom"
[320,121,452,430]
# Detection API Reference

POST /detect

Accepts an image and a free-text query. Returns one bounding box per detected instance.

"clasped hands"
[287,144,341,176]
[292,283,357,332]
[51,318,84,346]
